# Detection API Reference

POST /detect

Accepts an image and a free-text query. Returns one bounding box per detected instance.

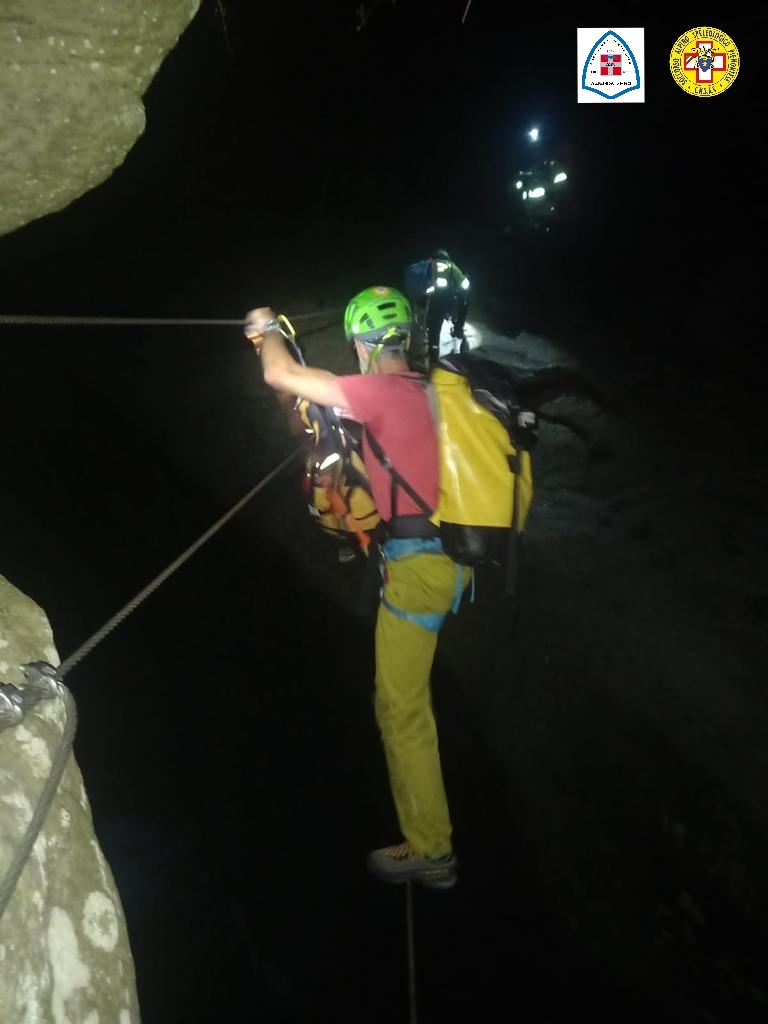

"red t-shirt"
[338,373,438,522]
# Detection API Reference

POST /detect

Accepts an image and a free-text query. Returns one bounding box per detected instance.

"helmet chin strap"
[365,342,385,372]
[355,335,410,374]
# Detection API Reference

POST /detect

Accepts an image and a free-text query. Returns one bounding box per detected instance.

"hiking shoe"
[367,842,458,890]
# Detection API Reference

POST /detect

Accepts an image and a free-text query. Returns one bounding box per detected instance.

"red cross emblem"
[600,53,622,76]
[684,40,726,82]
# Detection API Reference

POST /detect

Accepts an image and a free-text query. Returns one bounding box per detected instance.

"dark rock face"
[0,0,201,237]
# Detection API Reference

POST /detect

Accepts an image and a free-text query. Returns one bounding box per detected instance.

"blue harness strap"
[380,537,473,631]
[382,537,444,561]
[381,596,446,633]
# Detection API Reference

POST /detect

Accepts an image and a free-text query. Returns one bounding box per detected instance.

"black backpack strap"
[364,427,433,517]
[504,474,522,597]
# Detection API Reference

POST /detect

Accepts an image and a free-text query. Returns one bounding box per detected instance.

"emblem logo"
[669,27,739,96]
[578,29,643,102]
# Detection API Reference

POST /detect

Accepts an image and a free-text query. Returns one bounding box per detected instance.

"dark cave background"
[1,6,766,1023]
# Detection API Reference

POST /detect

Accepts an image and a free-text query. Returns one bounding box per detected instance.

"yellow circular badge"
[670,27,739,96]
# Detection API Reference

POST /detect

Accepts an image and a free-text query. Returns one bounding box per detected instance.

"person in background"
[244,286,471,890]
[405,248,471,367]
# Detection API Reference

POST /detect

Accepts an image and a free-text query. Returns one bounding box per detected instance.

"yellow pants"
[374,542,471,858]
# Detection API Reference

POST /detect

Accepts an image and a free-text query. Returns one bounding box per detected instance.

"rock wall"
[0,0,201,237]
[0,5,199,1016]
[0,574,140,1023]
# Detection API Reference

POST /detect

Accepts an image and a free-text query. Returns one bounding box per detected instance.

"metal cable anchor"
[0,662,64,731]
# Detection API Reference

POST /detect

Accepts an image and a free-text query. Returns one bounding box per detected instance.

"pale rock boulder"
[0,574,139,1023]
[0,0,201,237]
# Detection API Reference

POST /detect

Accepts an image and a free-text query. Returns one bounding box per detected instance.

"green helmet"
[343,286,412,348]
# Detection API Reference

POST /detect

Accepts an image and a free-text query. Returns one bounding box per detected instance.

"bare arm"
[244,306,350,412]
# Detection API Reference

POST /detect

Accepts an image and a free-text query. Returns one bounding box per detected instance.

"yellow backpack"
[366,354,537,594]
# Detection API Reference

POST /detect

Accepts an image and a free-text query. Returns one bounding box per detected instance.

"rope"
[58,445,304,679]
[0,310,323,918]
[0,309,343,327]
[0,443,304,923]
[0,684,77,922]
[215,0,235,61]
[406,881,418,1024]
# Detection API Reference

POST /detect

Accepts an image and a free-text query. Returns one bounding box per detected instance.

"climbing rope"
[0,304,428,1016]
[0,443,304,923]
[406,881,419,1024]
[0,310,342,327]
[3,302,335,680]
[0,301,321,922]
[58,445,304,678]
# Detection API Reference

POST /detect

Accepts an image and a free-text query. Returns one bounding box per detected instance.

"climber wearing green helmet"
[342,284,413,371]
[244,286,472,891]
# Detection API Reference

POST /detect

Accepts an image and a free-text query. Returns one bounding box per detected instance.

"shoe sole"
[367,859,458,889]
[419,872,458,890]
